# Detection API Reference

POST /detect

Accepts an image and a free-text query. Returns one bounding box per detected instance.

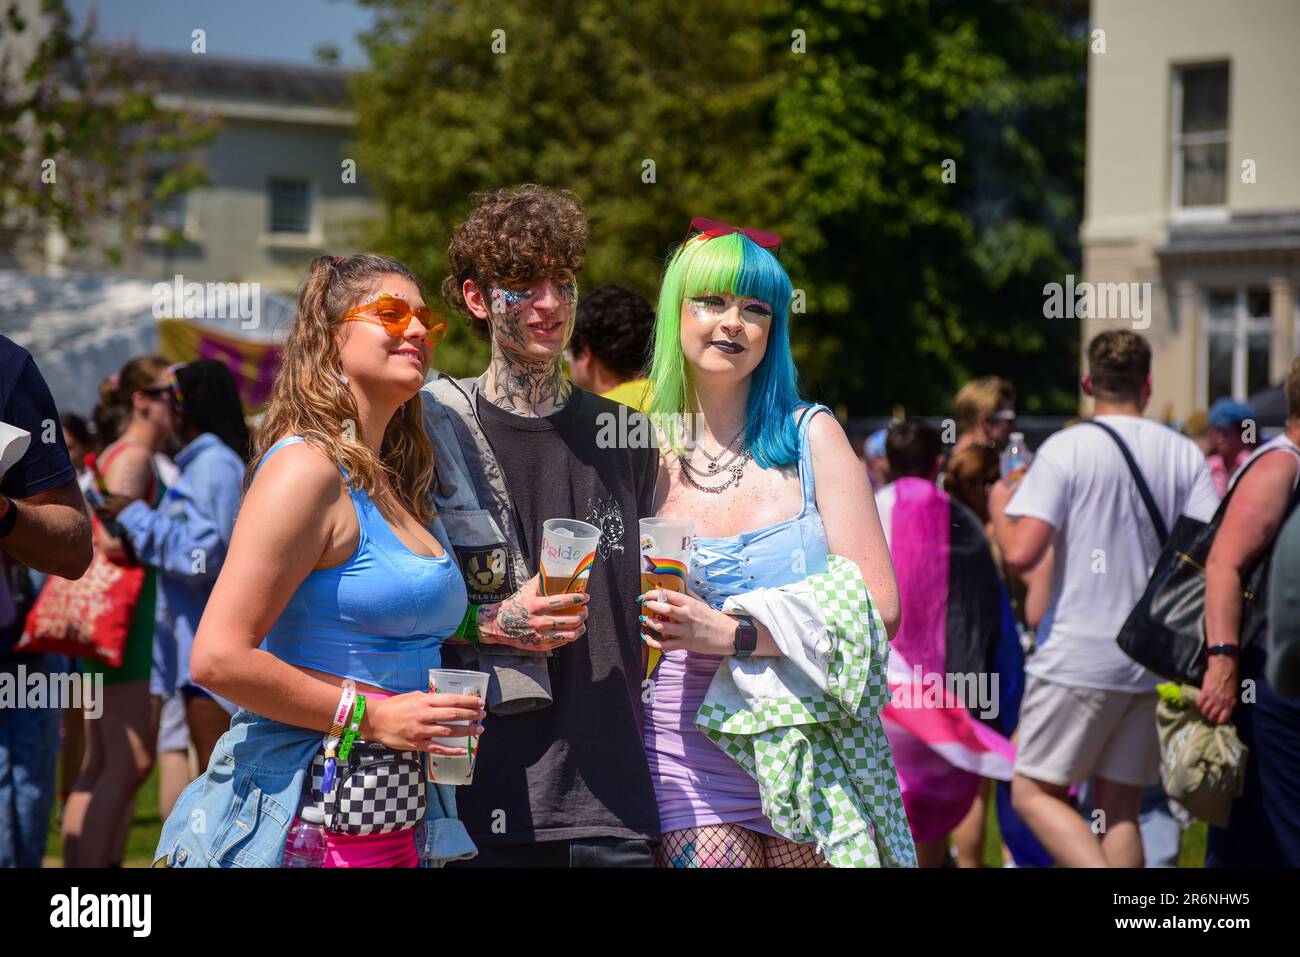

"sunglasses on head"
[342,293,447,345]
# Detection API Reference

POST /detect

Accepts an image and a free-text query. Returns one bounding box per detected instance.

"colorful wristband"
[337,693,367,762]
[453,604,480,644]
[320,681,356,794]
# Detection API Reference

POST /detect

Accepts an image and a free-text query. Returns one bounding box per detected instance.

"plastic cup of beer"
[540,518,601,610]
[639,516,694,627]
[426,668,490,786]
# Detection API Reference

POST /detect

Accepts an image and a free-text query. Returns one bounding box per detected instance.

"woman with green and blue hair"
[639,220,901,867]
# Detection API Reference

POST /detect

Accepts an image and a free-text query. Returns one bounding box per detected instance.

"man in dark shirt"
[430,186,660,866]
[0,335,93,867]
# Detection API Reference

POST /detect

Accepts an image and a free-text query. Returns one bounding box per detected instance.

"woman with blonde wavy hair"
[154,254,484,868]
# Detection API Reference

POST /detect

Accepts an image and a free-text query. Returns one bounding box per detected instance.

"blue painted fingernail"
[638,614,648,624]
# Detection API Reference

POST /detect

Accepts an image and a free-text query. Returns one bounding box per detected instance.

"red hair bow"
[685,216,781,255]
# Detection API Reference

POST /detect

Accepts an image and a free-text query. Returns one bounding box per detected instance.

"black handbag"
[1104,425,1300,686]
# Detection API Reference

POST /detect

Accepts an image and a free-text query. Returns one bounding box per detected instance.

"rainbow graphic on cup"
[539,518,602,603]
[639,517,695,678]
[540,549,597,596]
[642,554,687,585]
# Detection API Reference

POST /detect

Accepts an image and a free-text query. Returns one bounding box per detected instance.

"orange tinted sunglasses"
[342,294,447,345]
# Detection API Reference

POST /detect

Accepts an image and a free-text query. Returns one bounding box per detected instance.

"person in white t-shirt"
[988,331,1219,867]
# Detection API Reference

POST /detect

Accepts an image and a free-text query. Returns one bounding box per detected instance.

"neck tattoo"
[484,350,571,417]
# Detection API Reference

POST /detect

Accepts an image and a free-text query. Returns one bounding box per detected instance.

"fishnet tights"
[655,824,829,868]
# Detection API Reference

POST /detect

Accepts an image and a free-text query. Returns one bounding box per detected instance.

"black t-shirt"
[461,385,661,845]
[1,338,77,501]
[1,337,79,654]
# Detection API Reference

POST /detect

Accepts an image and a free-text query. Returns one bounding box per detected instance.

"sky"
[66,0,378,66]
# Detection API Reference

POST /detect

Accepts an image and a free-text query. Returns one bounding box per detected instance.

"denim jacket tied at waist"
[153,708,477,867]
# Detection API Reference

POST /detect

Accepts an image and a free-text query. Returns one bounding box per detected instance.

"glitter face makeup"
[491,279,577,315]
[687,294,773,321]
[688,296,722,321]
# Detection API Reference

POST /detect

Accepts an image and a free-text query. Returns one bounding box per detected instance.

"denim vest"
[419,374,555,714]
[153,709,476,867]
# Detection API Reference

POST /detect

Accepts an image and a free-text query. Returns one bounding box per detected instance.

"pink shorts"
[323,828,418,868]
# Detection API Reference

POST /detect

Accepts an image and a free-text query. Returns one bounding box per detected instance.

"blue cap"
[1207,398,1254,429]
[866,429,888,459]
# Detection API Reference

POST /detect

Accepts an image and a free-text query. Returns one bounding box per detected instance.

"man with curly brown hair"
[420,185,660,866]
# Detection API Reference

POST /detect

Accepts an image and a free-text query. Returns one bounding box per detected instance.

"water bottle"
[1000,431,1031,480]
[282,804,328,867]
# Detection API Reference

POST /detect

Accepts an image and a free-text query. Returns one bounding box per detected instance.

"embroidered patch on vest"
[458,543,514,603]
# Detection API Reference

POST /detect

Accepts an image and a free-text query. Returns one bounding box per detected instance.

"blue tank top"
[257,437,468,693]
[689,405,831,608]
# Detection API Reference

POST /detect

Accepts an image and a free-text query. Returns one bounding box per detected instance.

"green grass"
[978,792,1208,867]
[1179,821,1208,868]
[43,765,1210,868]
[44,764,165,869]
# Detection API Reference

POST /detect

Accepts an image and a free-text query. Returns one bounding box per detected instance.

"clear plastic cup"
[426,668,490,786]
[540,518,601,605]
[639,517,694,674]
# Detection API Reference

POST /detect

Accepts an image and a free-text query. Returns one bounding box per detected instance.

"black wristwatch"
[731,614,757,659]
[1205,644,1240,659]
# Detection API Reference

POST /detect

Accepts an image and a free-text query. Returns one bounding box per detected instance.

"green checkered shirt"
[695,555,916,868]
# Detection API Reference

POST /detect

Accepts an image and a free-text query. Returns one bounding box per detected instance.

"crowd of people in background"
[1,184,1298,869]
[0,349,250,866]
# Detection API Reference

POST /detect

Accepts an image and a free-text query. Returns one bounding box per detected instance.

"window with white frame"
[1171,63,1229,211]
[1205,288,1271,404]
[268,177,313,234]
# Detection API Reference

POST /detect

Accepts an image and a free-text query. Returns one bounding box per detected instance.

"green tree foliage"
[0,0,212,264]
[353,0,1085,413]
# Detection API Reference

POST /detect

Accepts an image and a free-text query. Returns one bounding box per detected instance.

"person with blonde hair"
[953,376,1016,455]
[155,254,485,867]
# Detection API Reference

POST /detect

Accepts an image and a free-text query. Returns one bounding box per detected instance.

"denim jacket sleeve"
[154,710,477,868]
[118,451,240,584]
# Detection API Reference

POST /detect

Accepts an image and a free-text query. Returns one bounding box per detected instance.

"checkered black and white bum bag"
[306,742,427,835]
